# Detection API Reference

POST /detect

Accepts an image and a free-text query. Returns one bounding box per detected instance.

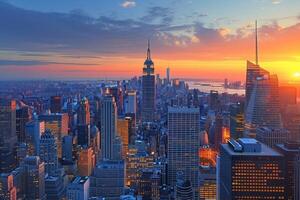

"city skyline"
[0,0,299,82]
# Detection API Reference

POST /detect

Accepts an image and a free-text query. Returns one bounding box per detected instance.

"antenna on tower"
[147,39,151,60]
[255,20,258,65]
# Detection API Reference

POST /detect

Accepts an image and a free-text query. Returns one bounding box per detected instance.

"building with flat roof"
[219,138,285,199]
[67,176,90,200]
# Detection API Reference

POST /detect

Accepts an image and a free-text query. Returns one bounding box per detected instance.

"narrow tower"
[141,40,156,123]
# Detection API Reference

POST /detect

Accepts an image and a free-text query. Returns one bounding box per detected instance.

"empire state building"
[141,40,156,123]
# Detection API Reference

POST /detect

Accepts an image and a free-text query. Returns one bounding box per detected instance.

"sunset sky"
[0,0,299,82]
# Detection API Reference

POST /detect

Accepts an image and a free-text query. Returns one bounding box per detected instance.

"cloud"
[0,59,97,66]
[121,1,136,8]
[271,0,281,4]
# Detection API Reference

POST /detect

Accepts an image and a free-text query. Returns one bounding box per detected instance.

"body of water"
[187,80,245,96]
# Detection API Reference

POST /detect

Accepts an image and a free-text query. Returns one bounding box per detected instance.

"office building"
[25,120,45,155]
[245,61,270,107]
[39,113,69,158]
[50,95,62,113]
[256,127,288,148]
[166,67,170,83]
[295,150,300,200]
[16,106,32,142]
[101,94,118,160]
[117,118,130,157]
[21,156,46,200]
[219,138,285,199]
[245,74,282,137]
[77,97,90,125]
[62,135,73,163]
[0,174,17,200]
[39,129,58,175]
[77,147,95,176]
[124,90,137,115]
[229,102,245,139]
[167,107,200,198]
[276,142,300,200]
[142,40,156,123]
[0,99,18,173]
[90,160,125,199]
[67,176,90,200]
[77,124,90,147]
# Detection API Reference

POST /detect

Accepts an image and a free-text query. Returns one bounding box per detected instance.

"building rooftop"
[168,106,199,113]
[223,138,282,157]
[72,176,89,185]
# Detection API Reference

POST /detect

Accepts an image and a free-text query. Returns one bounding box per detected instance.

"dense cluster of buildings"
[0,40,299,200]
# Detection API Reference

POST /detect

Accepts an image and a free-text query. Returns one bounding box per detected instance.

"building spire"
[255,20,258,65]
[147,39,151,60]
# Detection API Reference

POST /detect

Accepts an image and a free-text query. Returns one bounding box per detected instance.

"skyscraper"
[0,99,17,173]
[142,40,156,123]
[22,156,46,200]
[295,150,300,200]
[276,142,300,200]
[67,176,90,200]
[101,94,118,160]
[77,97,90,125]
[117,118,130,158]
[50,95,61,114]
[245,74,282,137]
[256,127,287,148]
[124,90,137,115]
[167,107,200,198]
[77,147,95,176]
[166,67,170,84]
[39,129,58,176]
[219,138,285,199]
[38,113,69,159]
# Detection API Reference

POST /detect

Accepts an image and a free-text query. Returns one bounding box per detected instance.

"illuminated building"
[256,127,288,148]
[245,74,282,137]
[199,166,216,200]
[142,40,156,123]
[219,138,285,199]
[39,113,69,159]
[199,146,217,167]
[90,160,125,199]
[137,168,161,200]
[167,107,199,198]
[21,156,46,200]
[39,129,58,175]
[77,147,95,176]
[25,120,45,156]
[229,102,245,139]
[276,142,300,200]
[222,126,230,144]
[0,174,17,200]
[67,176,90,200]
[0,99,17,173]
[117,118,130,158]
[126,142,154,188]
[50,95,61,113]
[101,94,118,160]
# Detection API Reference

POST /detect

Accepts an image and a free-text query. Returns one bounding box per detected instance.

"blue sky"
[0,0,299,80]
